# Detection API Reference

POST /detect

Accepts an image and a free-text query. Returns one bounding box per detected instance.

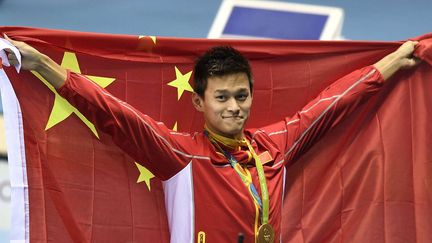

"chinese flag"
[1,27,432,242]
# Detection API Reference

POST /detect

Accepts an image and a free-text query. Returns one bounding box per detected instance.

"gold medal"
[257,223,275,243]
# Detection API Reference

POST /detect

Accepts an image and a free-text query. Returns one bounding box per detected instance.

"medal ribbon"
[204,126,270,225]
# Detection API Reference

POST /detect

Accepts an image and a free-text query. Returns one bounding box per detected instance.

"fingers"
[7,55,19,66]
[2,36,19,62]
[1,36,18,66]
[403,56,422,69]
[7,51,18,61]
[395,40,419,62]
[3,33,25,49]
[2,49,19,66]
[404,41,421,66]
[398,55,422,70]
[3,47,13,54]
[402,40,418,47]
[3,33,17,44]
[407,40,418,45]
[3,33,15,44]
[3,33,25,61]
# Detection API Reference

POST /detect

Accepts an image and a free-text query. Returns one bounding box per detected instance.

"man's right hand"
[3,33,67,89]
[4,34,45,71]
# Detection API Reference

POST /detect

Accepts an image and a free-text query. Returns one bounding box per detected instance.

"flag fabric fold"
[0,26,431,242]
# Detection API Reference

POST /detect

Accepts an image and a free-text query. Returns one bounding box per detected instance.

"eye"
[215,95,227,101]
[236,93,248,101]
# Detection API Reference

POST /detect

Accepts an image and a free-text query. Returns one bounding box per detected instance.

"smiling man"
[4,35,419,243]
[194,72,251,138]
[192,47,253,140]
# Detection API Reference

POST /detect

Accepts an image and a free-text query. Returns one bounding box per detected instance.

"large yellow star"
[32,52,116,138]
[135,162,155,191]
[167,66,193,100]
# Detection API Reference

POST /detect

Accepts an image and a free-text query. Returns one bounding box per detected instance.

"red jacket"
[58,65,383,242]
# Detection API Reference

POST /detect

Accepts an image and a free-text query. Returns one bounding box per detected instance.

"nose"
[226,98,240,114]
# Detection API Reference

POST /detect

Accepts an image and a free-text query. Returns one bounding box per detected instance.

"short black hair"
[193,46,253,97]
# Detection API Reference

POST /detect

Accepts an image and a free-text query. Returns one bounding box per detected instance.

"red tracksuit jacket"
[57,65,383,242]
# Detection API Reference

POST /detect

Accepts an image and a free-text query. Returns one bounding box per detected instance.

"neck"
[204,125,246,150]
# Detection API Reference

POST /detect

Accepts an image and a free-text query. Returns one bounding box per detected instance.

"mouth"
[222,116,243,119]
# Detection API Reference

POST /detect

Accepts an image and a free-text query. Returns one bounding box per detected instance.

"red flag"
[0,27,431,242]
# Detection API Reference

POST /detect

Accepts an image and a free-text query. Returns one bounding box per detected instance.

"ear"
[192,93,204,112]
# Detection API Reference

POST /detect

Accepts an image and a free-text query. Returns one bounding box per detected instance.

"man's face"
[193,72,252,139]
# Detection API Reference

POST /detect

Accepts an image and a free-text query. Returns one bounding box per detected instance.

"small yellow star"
[135,162,155,191]
[32,52,115,138]
[172,122,178,131]
[138,35,157,44]
[167,66,193,100]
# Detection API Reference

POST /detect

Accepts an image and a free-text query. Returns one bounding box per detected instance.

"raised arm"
[3,34,197,180]
[258,41,420,163]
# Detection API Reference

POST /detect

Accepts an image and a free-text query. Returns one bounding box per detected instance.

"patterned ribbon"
[204,126,270,225]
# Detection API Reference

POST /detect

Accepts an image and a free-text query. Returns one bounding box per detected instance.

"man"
[3,34,419,242]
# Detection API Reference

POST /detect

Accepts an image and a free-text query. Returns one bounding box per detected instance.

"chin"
[223,127,244,138]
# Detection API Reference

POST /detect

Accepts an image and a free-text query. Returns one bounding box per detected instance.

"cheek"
[204,105,223,119]
[241,101,252,113]
[206,103,224,114]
